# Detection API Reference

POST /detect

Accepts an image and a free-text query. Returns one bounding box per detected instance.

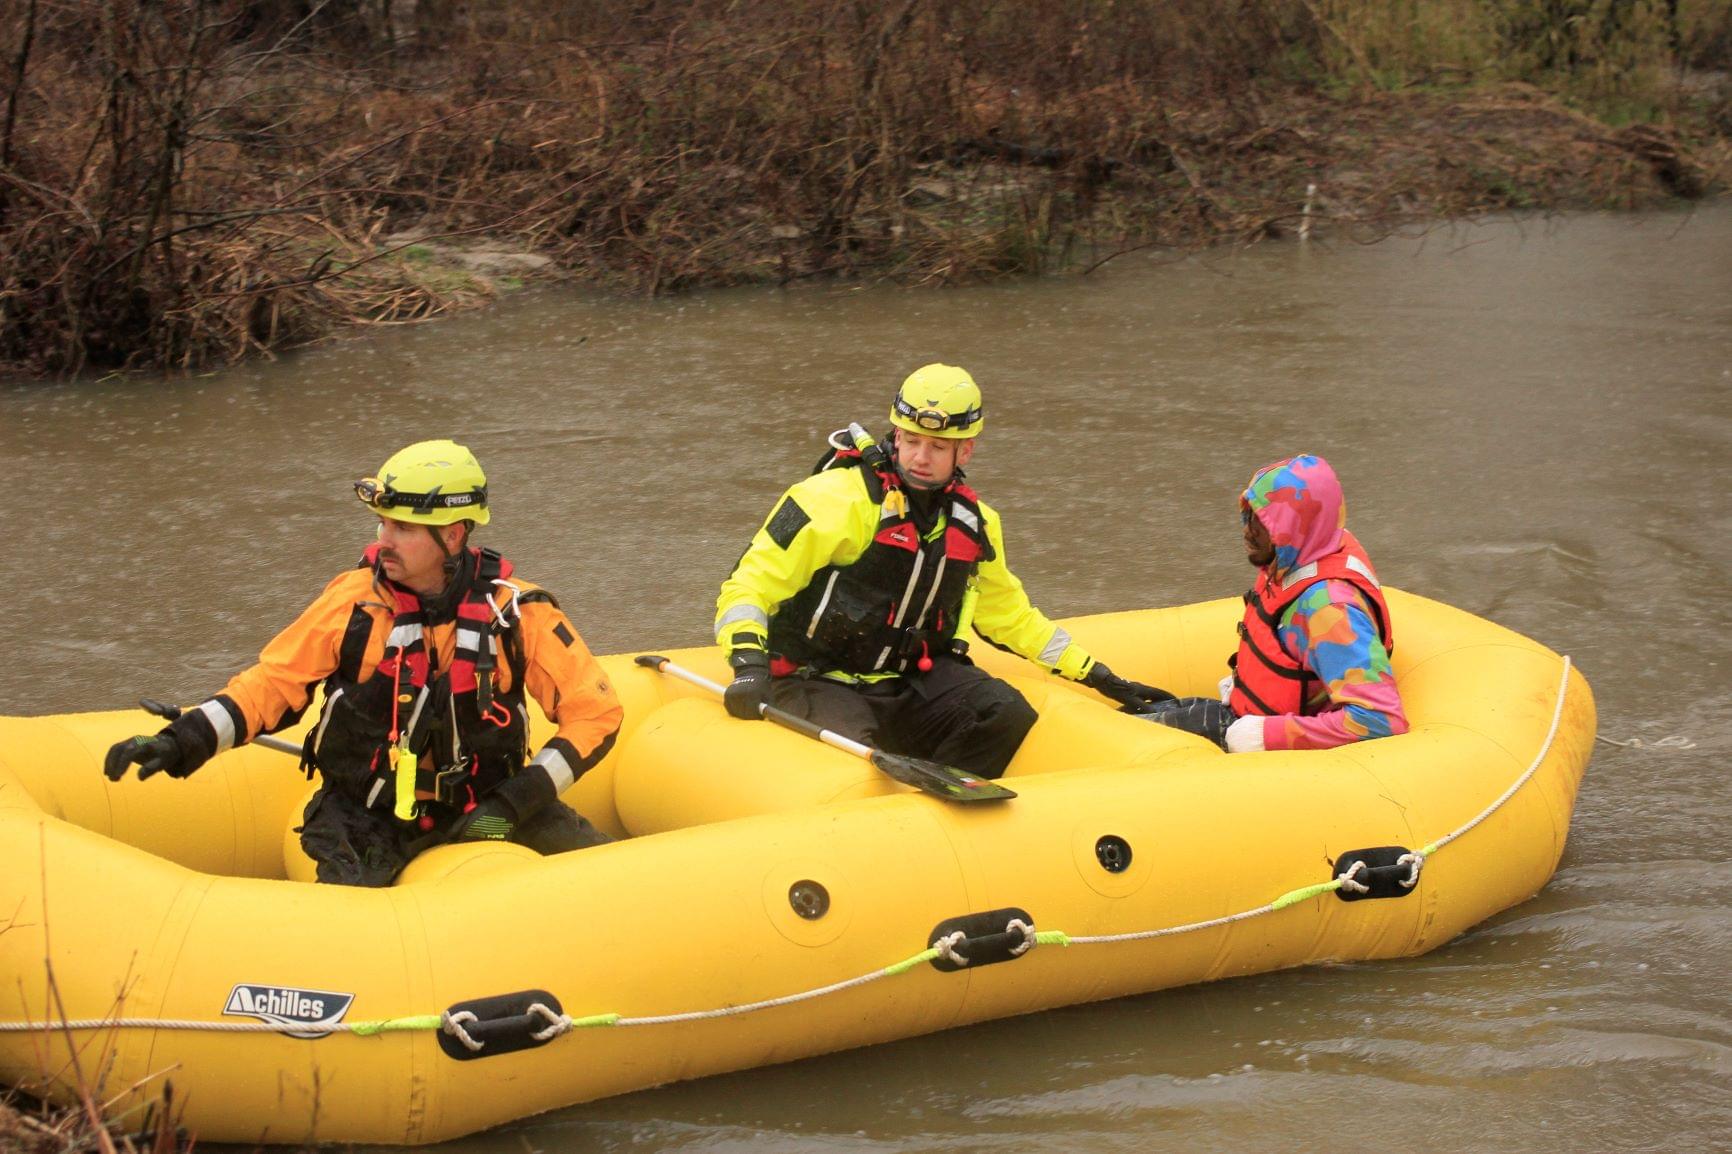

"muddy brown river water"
[3,205,1729,1151]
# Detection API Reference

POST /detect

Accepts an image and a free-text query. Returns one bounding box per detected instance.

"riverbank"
[1,0,1728,377]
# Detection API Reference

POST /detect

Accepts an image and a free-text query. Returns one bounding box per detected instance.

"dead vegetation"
[1,1089,183,1154]
[0,0,1727,376]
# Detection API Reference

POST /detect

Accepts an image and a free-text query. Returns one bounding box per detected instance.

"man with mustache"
[103,440,622,885]
[714,363,1172,779]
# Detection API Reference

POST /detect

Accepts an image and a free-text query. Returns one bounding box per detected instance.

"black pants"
[1131,696,1235,749]
[299,787,610,887]
[768,656,1038,779]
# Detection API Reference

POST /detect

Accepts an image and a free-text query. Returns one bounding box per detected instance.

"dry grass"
[1,1086,185,1154]
[0,0,1726,376]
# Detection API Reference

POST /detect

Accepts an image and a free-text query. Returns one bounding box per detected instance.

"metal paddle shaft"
[633,655,1016,803]
[139,697,303,757]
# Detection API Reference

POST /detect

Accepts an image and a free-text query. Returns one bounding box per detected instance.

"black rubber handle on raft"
[437,989,565,1061]
[928,907,1036,972]
[1332,846,1420,902]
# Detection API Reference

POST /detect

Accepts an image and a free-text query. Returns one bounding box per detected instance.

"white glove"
[1217,674,1234,704]
[1225,714,1265,754]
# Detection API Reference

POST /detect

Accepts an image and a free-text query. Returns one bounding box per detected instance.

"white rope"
[1423,655,1572,855]
[597,925,1004,1028]
[1337,859,1371,895]
[0,1018,353,1034]
[1595,733,1695,750]
[442,1010,485,1052]
[526,1002,566,1042]
[933,930,970,968]
[0,963,943,1037]
[1060,902,1295,946]
[604,960,929,1027]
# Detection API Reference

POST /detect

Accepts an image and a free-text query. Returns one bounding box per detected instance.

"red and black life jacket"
[305,545,539,815]
[768,440,993,676]
[1227,529,1392,718]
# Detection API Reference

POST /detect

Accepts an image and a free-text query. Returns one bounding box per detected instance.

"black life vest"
[304,545,536,816]
[768,443,993,676]
[1227,529,1393,718]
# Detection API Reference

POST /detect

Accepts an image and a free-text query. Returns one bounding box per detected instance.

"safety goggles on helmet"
[354,477,487,514]
[892,394,983,433]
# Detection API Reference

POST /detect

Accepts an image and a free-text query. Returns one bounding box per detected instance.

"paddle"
[139,698,303,756]
[633,655,1016,803]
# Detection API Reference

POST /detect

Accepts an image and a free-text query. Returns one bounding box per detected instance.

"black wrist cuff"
[729,648,770,671]
[164,715,215,772]
[500,766,559,819]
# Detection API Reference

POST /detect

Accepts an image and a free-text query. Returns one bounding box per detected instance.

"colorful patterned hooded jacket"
[1231,455,1407,751]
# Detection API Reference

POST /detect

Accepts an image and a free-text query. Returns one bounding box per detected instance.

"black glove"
[1082,662,1177,711]
[103,732,187,782]
[456,765,557,842]
[724,649,772,721]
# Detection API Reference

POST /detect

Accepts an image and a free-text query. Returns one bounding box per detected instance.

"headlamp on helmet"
[888,363,984,440]
[354,439,491,527]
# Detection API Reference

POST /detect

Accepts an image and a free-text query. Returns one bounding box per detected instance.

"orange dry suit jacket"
[189,559,621,804]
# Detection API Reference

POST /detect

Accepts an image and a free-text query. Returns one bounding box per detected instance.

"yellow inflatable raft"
[0,590,1594,1145]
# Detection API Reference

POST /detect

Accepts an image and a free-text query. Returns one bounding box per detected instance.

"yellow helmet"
[353,439,490,526]
[889,363,984,439]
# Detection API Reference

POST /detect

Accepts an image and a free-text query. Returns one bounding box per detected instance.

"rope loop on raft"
[1337,859,1371,895]
[527,1002,567,1042]
[441,1010,485,1053]
[932,930,971,968]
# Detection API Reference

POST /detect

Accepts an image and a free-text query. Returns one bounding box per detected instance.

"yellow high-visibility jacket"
[716,467,1095,682]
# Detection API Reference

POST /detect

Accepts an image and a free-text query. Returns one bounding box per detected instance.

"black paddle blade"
[868,750,1017,802]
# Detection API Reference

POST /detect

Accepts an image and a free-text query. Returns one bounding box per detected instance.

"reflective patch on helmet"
[765,497,811,550]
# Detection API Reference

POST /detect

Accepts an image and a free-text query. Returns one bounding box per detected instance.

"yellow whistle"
[392,745,418,821]
[885,488,908,518]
